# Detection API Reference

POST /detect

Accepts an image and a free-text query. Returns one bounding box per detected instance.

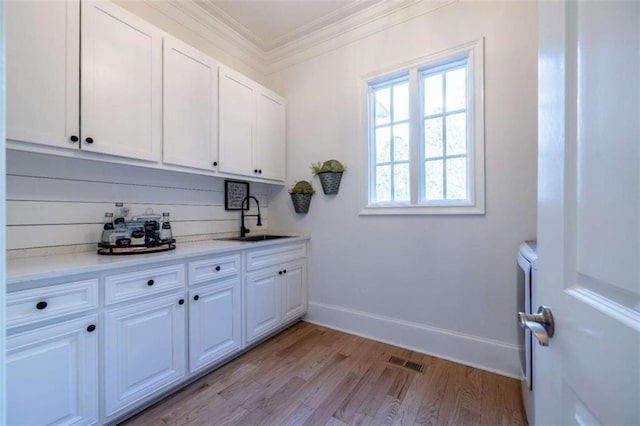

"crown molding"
[142,0,269,73]
[263,0,457,74]
[144,0,458,77]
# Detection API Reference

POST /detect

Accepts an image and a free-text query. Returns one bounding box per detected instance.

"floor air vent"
[387,356,424,372]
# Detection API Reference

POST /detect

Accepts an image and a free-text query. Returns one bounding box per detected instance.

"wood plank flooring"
[121,322,527,426]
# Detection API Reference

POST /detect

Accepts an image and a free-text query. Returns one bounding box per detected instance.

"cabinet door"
[189,278,242,372]
[218,66,255,177]
[163,36,219,171]
[104,293,186,417]
[81,1,162,162]
[6,0,80,148]
[281,261,308,324]
[245,269,280,344]
[7,316,98,426]
[256,90,286,182]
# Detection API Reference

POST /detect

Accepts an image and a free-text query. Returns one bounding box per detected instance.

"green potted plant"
[288,180,315,213]
[311,159,346,195]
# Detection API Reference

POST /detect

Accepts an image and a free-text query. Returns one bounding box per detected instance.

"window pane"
[445,67,466,111]
[393,82,409,122]
[424,118,443,158]
[394,163,410,201]
[374,87,391,126]
[375,165,391,202]
[423,74,443,115]
[446,157,468,200]
[393,123,410,161]
[425,160,443,201]
[446,113,467,156]
[375,126,391,163]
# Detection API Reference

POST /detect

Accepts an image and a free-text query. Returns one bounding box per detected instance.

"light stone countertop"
[7,235,310,288]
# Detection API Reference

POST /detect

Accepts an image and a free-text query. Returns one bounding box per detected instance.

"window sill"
[359,204,485,216]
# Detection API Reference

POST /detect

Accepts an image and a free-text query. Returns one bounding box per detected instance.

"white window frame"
[360,38,485,215]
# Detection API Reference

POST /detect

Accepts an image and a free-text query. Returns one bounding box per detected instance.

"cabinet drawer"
[189,253,241,285]
[245,242,307,271]
[105,264,185,305]
[7,279,99,328]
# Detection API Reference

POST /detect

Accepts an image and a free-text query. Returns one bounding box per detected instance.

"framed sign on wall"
[225,180,250,210]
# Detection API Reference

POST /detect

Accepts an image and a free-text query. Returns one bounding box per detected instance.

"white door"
[104,293,186,417]
[219,66,255,177]
[281,261,307,324]
[255,90,286,181]
[536,1,640,424]
[7,316,98,426]
[245,269,280,344]
[188,279,242,373]
[6,0,79,149]
[163,35,219,171]
[81,1,162,161]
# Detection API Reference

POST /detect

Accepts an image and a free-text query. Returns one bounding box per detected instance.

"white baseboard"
[304,301,524,379]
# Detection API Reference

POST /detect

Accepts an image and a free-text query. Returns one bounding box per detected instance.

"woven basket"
[318,172,343,195]
[290,193,312,213]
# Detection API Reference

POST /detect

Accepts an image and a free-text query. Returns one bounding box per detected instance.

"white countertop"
[8,235,309,287]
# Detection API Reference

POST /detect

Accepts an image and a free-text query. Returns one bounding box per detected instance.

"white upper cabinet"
[6,0,80,149]
[219,66,286,182]
[81,1,162,162]
[163,36,219,171]
[219,66,256,177]
[256,90,286,181]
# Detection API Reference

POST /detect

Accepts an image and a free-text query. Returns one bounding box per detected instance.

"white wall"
[266,0,538,376]
[6,150,268,258]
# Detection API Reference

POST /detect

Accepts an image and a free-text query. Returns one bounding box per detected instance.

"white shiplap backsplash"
[6,150,269,258]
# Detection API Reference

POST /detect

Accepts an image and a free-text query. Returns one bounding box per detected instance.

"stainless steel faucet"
[240,196,262,237]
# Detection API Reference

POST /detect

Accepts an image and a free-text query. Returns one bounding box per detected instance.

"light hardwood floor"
[121,322,527,426]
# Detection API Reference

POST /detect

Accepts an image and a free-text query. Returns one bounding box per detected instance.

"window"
[364,40,484,215]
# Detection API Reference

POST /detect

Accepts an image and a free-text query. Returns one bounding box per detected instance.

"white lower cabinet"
[104,292,186,417]
[7,315,99,426]
[6,240,307,425]
[245,269,281,344]
[245,259,307,344]
[188,278,242,372]
[281,261,308,324]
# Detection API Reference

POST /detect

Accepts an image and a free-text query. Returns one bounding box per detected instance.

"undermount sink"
[219,235,294,242]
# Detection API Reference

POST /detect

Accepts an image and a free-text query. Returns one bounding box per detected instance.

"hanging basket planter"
[318,171,343,195]
[290,193,312,213]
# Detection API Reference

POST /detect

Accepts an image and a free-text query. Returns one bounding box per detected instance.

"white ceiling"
[193,0,385,51]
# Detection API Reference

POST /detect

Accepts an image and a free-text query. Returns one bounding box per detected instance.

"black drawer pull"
[193,295,199,301]
[213,161,218,167]
[70,135,79,143]
[178,299,185,305]
[215,266,221,272]
[85,137,94,144]
[283,269,287,274]
[36,301,48,310]
[278,271,283,275]
[147,280,154,286]
[87,324,96,333]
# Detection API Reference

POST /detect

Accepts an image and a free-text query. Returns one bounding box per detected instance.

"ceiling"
[192,0,386,51]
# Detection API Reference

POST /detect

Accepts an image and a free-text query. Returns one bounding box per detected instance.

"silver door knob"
[518,305,555,346]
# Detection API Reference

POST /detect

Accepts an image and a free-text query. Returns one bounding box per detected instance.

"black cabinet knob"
[258,169,262,174]
[85,137,94,144]
[193,295,199,301]
[36,301,48,310]
[283,269,287,274]
[215,266,221,271]
[87,324,96,333]
[278,271,283,275]
[178,299,184,305]
[254,169,258,173]
[70,135,79,143]
[213,161,218,167]
[147,279,154,286]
